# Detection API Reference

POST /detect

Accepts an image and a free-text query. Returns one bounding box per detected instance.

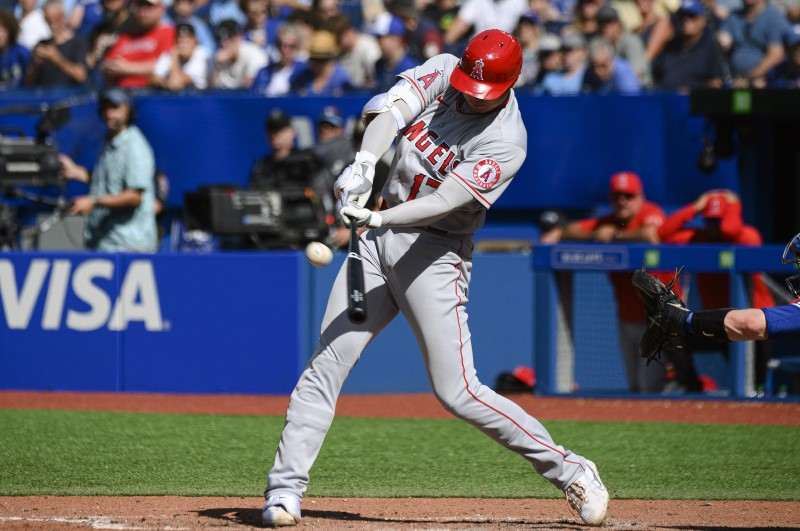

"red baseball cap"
[703,193,728,218]
[609,172,643,195]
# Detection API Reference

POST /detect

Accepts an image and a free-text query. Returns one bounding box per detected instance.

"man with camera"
[59,89,158,252]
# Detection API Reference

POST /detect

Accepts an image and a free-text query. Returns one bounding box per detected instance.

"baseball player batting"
[633,232,800,361]
[262,29,608,527]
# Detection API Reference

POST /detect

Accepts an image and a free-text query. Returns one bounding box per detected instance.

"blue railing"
[532,244,795,397]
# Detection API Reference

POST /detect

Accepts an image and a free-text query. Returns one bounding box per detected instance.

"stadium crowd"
[2,0,800,93]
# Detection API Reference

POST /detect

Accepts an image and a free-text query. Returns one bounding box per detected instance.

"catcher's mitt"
[631,269,690,364]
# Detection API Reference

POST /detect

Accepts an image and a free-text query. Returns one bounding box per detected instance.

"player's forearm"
[379,177,474,228]
[724,309,767,341]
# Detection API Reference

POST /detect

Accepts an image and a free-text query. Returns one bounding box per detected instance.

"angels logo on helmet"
[470,58,485,81]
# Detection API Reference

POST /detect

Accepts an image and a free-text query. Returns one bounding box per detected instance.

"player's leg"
[264,232,399,525]
[389,233,607,524]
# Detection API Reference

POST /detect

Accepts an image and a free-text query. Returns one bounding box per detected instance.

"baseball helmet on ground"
[449,29,523,100]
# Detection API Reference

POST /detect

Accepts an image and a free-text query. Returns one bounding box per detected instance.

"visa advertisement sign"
[0,253,308,394]
[0,259,165,332]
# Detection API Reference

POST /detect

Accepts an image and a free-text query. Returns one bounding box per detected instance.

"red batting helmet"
[449,29,523,100]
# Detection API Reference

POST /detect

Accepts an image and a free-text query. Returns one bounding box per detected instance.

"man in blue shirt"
[60,89,158,252]
[720,0,789,85]
[653,0,728,90]
[369,12,418,92]
[581,38,640,93]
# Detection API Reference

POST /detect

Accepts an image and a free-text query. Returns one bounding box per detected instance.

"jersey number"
[408,174,441,201]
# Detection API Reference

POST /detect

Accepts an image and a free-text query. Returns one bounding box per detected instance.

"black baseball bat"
[346,220,367,324]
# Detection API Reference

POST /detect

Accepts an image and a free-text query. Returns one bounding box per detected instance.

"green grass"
[0,409,798,500]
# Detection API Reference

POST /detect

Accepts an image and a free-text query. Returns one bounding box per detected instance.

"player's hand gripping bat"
[346,219,367,323]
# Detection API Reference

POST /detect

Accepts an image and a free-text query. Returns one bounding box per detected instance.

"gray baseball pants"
[266,227,588,500]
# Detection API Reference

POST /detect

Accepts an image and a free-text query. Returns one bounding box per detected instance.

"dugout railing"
[532,244,797,398]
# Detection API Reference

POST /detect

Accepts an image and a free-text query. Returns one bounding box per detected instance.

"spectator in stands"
[241,0,279,50]
[634,0,673,62]
[541,32,588,94]
[581,38,641,93]
[26,0,88,87]
[211,18,267,88]
[370,12,418,92]
[658,190,776,388]
[568,0,604,41]
[249,108,319,190]
[768,26,800,86]
[311,105,353,249]
[59,89,157,253]
[331,15,380,89]
[166,0,215,53]
[719,0,789,86]
[540,171,673,393]
[251,22,305,96]
[289,29,351,96]
[388,0,444,61]
[310,0,342,28]
[652,0,728,90]
[0,10,30,88]
[17,0,51,49]
[515,11,543,87]
[532,33,563,89]
[101,0,174,88]
[443,0,528,47]
[152,22,208,89]
[597,4,651,85]
[422,0,466,55]
[312,105,353,185]
[84,0,129,73]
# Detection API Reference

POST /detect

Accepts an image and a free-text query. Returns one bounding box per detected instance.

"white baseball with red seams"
[264,52,606,526]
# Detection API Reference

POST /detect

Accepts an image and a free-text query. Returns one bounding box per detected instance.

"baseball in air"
[305,241,333,267]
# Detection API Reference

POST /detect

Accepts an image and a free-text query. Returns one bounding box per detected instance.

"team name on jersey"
[403,120,459,177]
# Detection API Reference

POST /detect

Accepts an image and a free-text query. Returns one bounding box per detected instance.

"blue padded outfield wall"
[2,246,798,396]
[0,91,738,209]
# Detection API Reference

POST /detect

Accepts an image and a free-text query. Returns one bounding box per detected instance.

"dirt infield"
[2,391,799,529]
[1,496,798,530]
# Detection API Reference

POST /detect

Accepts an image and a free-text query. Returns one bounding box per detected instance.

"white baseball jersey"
[382,53,528,235]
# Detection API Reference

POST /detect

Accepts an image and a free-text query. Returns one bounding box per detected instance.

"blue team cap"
[368,12,406,37]
[677,0,705,16]
[318,105,343,128]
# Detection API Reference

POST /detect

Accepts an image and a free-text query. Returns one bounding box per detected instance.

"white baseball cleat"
[262,493,302,527]
[564,460,609,526]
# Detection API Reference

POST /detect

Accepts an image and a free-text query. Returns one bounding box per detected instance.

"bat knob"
[348,306,367,324]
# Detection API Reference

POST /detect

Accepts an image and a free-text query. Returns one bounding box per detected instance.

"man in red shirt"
[659,190,775,310]
[542,171,679,392]
[102,0,174,87]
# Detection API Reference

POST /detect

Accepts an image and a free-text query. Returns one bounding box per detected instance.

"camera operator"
[59,89,157,252]
[249,109,320,191]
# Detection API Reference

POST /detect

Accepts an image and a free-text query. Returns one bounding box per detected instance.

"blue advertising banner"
[0,252,309,393]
